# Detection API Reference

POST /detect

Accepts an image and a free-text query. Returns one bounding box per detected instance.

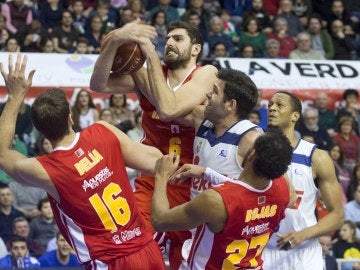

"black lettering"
[249,62,270,75]
[336,64,358,78]
[314,64,336,78]
[270,62,291,75]
[295,63,316,77]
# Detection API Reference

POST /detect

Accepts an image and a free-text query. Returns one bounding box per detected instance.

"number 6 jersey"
[36,123,153,264]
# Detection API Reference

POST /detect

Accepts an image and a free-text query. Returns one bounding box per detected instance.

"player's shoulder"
[193,64,218,76]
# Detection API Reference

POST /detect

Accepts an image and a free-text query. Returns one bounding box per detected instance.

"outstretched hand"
[155,152,180,181]
[0,54,35,98]
[169,164,206,184]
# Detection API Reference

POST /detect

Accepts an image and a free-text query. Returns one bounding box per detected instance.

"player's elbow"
[89,79,106,93]
[334,207,345,229]
[151,213,167,232]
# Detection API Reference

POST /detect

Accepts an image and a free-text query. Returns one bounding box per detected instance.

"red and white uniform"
[135,65,200,269]
[36,124,164,269]
[183,177,289,270]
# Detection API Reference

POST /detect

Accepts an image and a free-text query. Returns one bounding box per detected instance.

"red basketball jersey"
[36,124,153,264]
[139,65,200,178]
[187,177,290,270]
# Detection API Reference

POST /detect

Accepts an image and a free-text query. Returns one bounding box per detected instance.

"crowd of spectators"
[0,0,358,60]
[0,0,359,268]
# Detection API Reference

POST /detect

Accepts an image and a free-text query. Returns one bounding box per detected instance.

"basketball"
[101,33,145,75]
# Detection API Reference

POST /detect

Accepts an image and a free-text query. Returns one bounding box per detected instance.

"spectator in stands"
[266,17,296,58]
[1,0,33,34]
[0,28,10,51]
[38,233,80,267]
[52,10,79,53]
[248,109,261,125]
[243,0,272,34]
[220,9,240,45]
[202,0,222,17]
[149,0,179,23]
[70,0,87,35]
[182,0,211,33]
[223,0,251,24]
[127,0,147,21]
[327,0,354,35]
[345,184,360,238]
[289,32,326,59]
[118,7,135,27]
[337,89,360,135]
[0,185,25,244]
[274,0,303,37]
[127,112,144,143]
[318,234,337,270]
[83,15,103,54]
[330,19,355,60]
[298,108,333,150]
[307,14,335,59]
[238,17,266,57]
[347,163,360,201]
[108,93,134,133]
[264,38,282,58]
[71,89,99,131]
[312,0,332,25]
[333,116,360,174]
[39,38,54,53]
[79,0,98,18]
[0,236,40,268]
[315,92,337,135]
[18,19,47,53]
[291,0,312,27]
[9,176,46,219]
[333,221,360,270]
[34,136,53,156]
[73,37,89,54]
[240,43,254,58]
[3,37,20,52]
[207,16,235,57]
[329,144,351,197]
[99,108,115,125]
[29,198,58,258]
[151,10,167,59]
[210,41,228,57]
[39,0,64,31]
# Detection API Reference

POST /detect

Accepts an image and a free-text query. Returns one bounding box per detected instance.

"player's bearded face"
[164,46,192,70]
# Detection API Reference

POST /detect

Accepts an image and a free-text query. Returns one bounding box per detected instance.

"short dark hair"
[167,20,203,61]
[343,89,359,100]
[109,93,127,107]
[10,235,28,248]
[31,88,71,142]
[217,68,258,119]
[253,129,292,179]
[275,91,302,114]
[12,217,28,231]
[37,197,49,211]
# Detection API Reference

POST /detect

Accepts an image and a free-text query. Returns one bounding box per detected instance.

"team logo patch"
[294,168,303,175]
[258,196,266,204]
[218,149,228,158]
[196,141,202,153]
[171,125,179,134]
[74,148,84,158]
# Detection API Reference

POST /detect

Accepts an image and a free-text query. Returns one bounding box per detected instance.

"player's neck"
[167,63,196,86]
[283,128,299,147]
[240,168,270,190]
[214,116,238,137]
[52,129,77,149]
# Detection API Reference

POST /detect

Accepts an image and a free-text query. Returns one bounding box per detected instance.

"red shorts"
[134,175,192,270]
[85,240,165,270]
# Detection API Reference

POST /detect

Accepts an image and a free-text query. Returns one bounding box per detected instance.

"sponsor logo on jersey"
[218,149,228,158]
[294,168,303,175]
[82,167,113,192]
[241,222,270,236]
[171,124,180,134]
[245,205,278,222]
[74,149,103,176]
[195,141,202,153]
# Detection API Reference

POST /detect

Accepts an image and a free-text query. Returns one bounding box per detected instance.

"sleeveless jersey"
[186,177,289,270]
[267,139,317,249]
[79,108,95,130]
[139,65,200,187]
[191,119,261,198]
[36,124,153,264]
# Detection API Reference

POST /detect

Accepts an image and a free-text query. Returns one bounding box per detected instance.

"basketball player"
[90,19,218,269]
[151,130,293,269]
[262,91,344,269]
[0,54,166,269]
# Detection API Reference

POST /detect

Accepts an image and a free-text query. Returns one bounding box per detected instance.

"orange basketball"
[101,33,145,75]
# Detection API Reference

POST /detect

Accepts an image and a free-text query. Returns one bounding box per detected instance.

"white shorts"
[262,239,323,270]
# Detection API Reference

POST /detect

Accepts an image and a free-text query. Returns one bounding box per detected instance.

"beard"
[164,47,192,70]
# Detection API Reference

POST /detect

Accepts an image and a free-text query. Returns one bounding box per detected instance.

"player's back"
[36,123,153,264]
[185,177,289,270]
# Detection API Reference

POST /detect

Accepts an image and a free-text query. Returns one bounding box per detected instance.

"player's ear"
[69,113,74,126]
[291,111,300,123]
[192,44,201,56]
[227,99,236,112]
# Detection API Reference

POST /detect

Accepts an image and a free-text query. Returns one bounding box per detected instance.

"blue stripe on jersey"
[196,128,242,146]
[292,153,311,167]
